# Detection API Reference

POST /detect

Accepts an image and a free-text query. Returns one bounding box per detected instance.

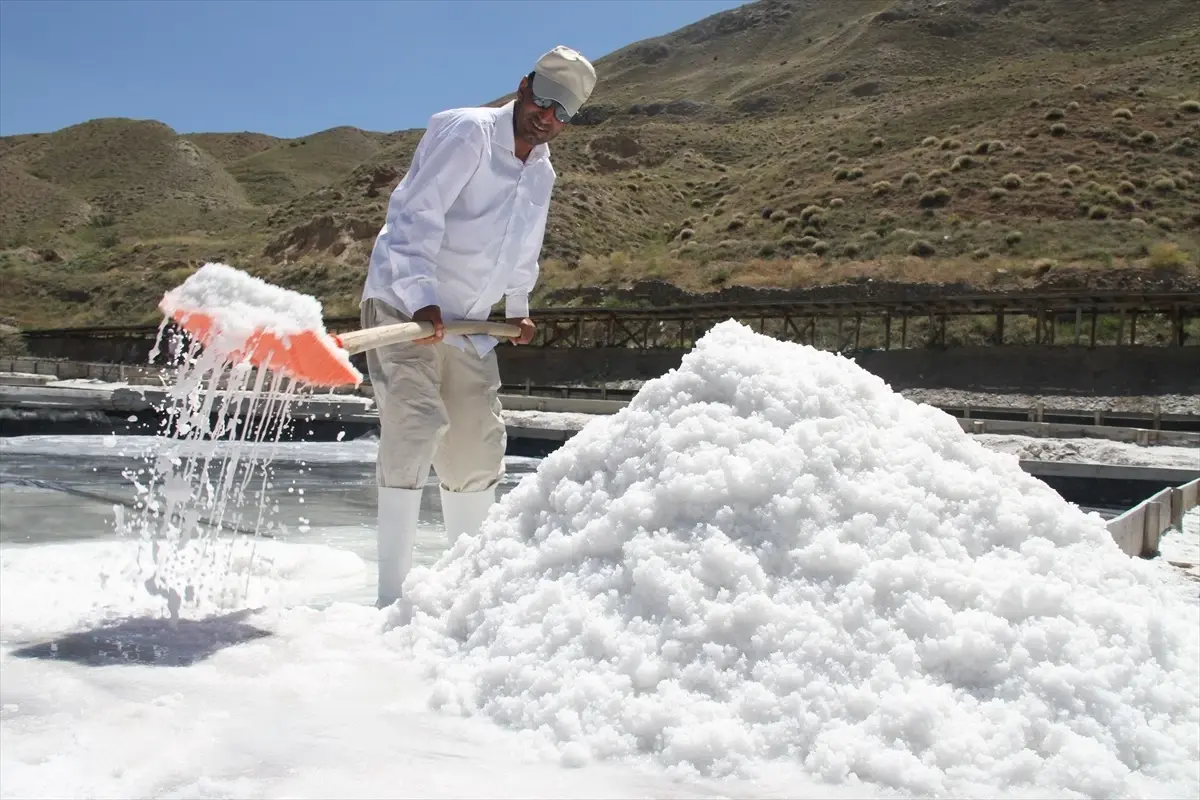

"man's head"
[513,46,596,148]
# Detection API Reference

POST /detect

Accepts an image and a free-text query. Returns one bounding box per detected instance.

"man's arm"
[381,118,485,338]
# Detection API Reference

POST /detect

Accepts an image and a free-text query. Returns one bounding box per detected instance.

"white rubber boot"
[439,485,496,547]
[376,486,423,609]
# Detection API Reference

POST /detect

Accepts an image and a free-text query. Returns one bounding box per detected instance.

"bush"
[926,168,949,183]
[1000,173,1023,190]
[921,136,940,147]
[1005,230,1023,246]
[908,239,936,257]
[1113,107,1133,120]
[1153,177,1177,192]
[901,172,921,187]
[841,242,861,258]
[871,181,893,196]
[1137,130,1158,145]
[918,187,952,208]
[1045,108,1065,120]
[1066,165,1084,176]
[871,137,885,149]
[1050,123,1068,137]
[950,155,975,171]
[1031,172,1052,184]
[1148,241,1190,267]
[989,187,1007,200]
[940,138,962,150]
[1179,100,1200,114]
[829,197,845,208]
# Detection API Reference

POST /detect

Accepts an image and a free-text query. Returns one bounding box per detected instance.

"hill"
[1,0,1199,330]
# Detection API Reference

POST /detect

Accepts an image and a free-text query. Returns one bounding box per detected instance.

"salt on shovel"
[158,262,520,388]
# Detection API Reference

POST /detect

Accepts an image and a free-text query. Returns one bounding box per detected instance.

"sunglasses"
[531,92,572,124]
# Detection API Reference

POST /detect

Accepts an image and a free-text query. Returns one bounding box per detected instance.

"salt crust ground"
[389,321,1200,799]
[2,320,1198,799]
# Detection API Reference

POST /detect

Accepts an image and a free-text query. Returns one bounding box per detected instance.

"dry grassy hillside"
[1,0,1198,329]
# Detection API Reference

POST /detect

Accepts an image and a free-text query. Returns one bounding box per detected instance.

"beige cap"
[531,46,596,118]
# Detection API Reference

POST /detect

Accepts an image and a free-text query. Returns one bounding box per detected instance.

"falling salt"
[113,262,329,620]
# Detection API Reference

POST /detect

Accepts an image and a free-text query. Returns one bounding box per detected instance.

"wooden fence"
[1107,478,1200,559]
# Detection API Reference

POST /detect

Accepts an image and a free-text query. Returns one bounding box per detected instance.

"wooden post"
[1074,308,1082,345]
[1090,309,1098,348]
[901,314,908,348]
[1172,306,1184,346]
[884,314,892,350]
[1129,311,1137,346]
[853,314,861,350]
[995,310,1005,345]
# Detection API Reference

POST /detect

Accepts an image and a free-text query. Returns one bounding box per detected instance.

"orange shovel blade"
[168,308,363,388]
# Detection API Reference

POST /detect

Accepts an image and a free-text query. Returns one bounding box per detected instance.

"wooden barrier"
[1107,478,1200,558]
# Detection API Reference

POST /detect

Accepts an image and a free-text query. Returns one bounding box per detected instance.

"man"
[360,45,597,608]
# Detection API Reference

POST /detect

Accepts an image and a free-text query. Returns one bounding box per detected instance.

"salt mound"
[394,321,1200,798]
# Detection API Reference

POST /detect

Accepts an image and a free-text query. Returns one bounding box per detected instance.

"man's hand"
[507,317,536,345]
[411,305,444,344]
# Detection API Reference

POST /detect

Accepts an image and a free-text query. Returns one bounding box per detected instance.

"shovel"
[159,263,520,389]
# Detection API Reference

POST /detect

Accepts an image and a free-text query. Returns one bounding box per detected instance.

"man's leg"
[432,343,507,545]
[361,298,449,607]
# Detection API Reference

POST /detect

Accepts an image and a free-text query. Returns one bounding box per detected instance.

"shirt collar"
[496,100,549,164]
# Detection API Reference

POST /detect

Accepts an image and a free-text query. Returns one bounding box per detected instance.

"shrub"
[1066,165,1084,176]
[871,136,885,149]
[1137,130,1158,145]
[1113,107,1133,120]
[871,181,893,196]
[1031,172,1053,184]
[1011,145,1026,156]
[1153,177,1177,192]
[1045,108,1065,120]
[951,155,975,171]
[1155,217,1174,230]
[921,136,940,147]
[1088,205,1111,219]
[800,205,823,221]
[1050,123,1068,137]
[926,168,949,183]
[1148,241,1190,267]
[1118,180,1137,194]
[940,138,962,150]
[918,187,952,207]
[829,197,845,208]
[841,242,861,257]
[1005,230,1023,246]
[1067,101,1080,111]
[1000,173,1023,190]
[901,172,921,186]
[811,240,830,256]
[908,239,936,257]
[1129,217,1148,227]
[797,235,818,249]
[972,248,991,260]
[989,187,1008,200]
[1179,100,1200,114]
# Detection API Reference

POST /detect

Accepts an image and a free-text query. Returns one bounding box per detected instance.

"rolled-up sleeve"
[383,119,485,315]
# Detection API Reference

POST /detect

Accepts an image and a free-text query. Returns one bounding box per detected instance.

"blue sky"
[0,0,750,138]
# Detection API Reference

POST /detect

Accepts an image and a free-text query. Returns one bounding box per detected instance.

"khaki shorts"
[359,297,507,492]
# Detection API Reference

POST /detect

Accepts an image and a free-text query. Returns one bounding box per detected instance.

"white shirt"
[361,100,555,356]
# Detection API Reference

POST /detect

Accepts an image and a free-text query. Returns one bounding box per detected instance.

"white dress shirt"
[361,100,555,356]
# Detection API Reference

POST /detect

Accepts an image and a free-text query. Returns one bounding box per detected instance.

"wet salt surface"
[2,319,1199,799]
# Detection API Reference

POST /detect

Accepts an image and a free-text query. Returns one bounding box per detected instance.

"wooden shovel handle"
[335,321,523,356]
